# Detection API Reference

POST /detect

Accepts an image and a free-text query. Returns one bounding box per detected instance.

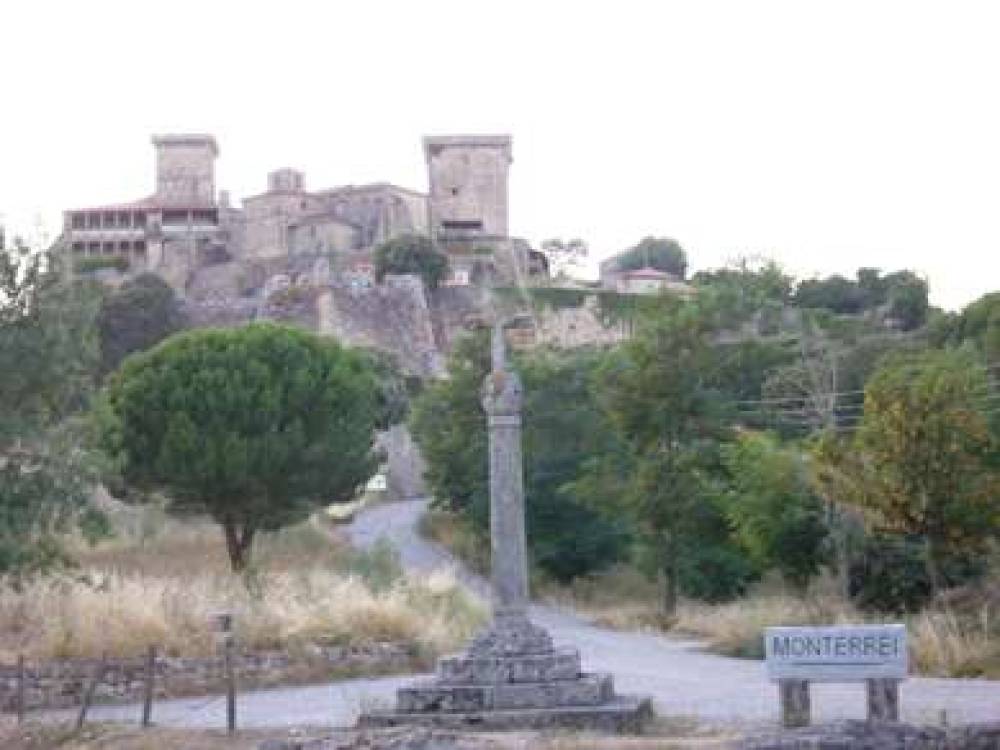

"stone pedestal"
[360,321,650,733]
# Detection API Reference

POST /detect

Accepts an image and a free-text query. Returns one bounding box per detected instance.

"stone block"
[436,647,580,684]
[492,673,613,710]
[397,674,613,713]
[360,695,652,734]
[398,683,490,713]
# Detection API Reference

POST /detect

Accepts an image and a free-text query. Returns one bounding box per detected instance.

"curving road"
[61,499,1000,729]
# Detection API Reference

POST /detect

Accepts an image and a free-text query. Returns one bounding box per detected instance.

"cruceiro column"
[462,319,555,657]
[484,318,529,615]
[360,317,650,732]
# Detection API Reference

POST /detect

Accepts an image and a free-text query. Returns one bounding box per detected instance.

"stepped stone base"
[437,647,582,684]
[399,673,612,712]
[358,612,651,734]
[360,695,652,733]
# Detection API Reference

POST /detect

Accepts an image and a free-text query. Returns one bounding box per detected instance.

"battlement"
[423,135,512,162]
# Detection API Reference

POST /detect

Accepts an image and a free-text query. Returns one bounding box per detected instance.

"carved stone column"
[361,316,649,732]
[470,320,554,656]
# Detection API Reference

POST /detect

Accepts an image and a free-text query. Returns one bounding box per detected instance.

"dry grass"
[544,566,1000,678]
[0,512,486,662]
[0,720,290,750]
[0,722,735,750]
[419,508,490,575]
[674,591,1000,676]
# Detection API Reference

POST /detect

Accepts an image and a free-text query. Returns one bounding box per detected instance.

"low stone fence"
[739,720,1000,749]
[0,642,420,713]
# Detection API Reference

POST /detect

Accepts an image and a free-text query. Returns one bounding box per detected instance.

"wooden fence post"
[76,654,106,730]
[779,678,810,728]
[141,645,156,728]
[16,654,25,724]
[213,612,236,735]
[225,636,236,734]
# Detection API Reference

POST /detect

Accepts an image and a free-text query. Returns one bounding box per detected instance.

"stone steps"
[360,695,652,733]
[398,673,612,713]
[436,647,581,684]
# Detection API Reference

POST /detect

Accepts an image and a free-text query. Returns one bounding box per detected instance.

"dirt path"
[56,499,1000,730]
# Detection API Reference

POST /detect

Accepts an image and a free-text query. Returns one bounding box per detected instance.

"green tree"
[883,271,928,331]
[615,237,688,279]
[856,268,889,309]
[723,433,828,588]
[409,332,491,516]
[410,334,630,582]
[794,275,865,314]
[102,324,382,571]
[594,295,731,614]
[812,349,1000,592]
[98,272,186,377]
[691,258,793,308]
[0,241,104,578]
[373,234,449,290]
[956,292,1000,362]
[520,350,630,582]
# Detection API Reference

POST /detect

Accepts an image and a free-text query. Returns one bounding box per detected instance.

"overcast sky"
[2,0,997,310]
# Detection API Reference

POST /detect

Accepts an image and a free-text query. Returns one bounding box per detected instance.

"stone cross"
[472,317,552,655]
[483,319,529,615]
[360,313,649,731]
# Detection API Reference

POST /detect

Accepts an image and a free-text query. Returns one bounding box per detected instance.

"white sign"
[764,624,907,682]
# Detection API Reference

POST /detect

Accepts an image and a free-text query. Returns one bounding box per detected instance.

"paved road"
[65,499,1000,729]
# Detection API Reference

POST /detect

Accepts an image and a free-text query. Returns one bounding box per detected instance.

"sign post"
[764,624,907,727]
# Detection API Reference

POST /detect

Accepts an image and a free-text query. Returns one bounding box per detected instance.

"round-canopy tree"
[103,323,382,570]
[98,272,186,377]
[616,237,688,279]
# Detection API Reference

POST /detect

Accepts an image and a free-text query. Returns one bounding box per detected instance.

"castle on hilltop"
[59,134,537,294]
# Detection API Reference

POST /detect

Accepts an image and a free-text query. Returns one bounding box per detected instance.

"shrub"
[98,272,185,376]
[74,255,129,273]
[373,234,448,289]
[849,535,932,613]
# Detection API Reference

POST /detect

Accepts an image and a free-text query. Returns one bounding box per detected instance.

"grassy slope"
[0,507,485,664]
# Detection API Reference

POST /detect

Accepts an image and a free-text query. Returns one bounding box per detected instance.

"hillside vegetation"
[413,247,1000,676]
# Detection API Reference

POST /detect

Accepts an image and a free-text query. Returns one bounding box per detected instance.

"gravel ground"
[47,499,1000,731]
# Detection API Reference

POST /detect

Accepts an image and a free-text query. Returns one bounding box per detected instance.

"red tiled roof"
[620,267,674,280]
[66,196,217,213]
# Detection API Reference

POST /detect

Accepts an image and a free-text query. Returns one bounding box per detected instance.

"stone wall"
[739,720,1000,749]
[0,643,418,713]
[318,275,443,378]
[529,295,632,349]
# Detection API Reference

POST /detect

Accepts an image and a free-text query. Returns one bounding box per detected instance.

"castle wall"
[314,184,427,248]
[242,191,325,259]
[317,275,443,378]
[288,217,358,256]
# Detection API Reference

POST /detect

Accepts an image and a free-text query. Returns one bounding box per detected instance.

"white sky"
[2,0,998,311]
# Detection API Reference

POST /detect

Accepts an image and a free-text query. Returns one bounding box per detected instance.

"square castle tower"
[424,135,511,243]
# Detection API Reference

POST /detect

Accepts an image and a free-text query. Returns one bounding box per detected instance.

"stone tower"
[267,167,305,193]
[424,135,511,241]
[152,134,218,206]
